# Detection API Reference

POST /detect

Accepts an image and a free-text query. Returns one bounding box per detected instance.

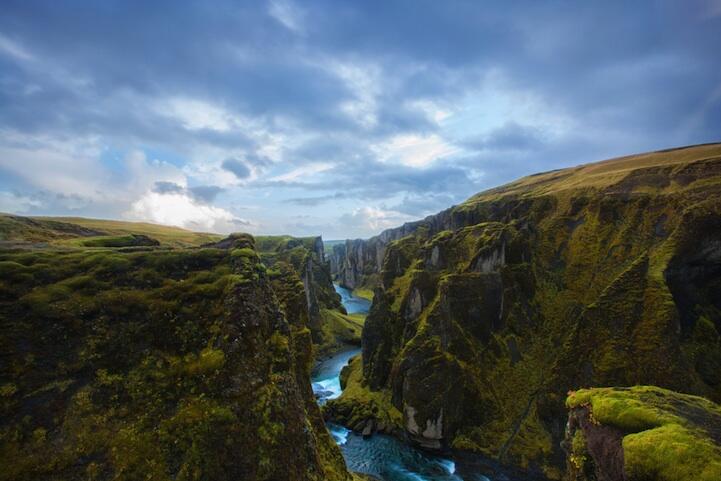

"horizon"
[1,1,720,238]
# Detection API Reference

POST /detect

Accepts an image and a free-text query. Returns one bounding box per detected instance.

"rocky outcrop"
[253,235,348,355]
[330,143,721,478]
[0,233,351,480]
[564,387,721,481]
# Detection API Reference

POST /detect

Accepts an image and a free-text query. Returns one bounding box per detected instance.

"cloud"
[152,181,224,204]
[388,193,459,217]
[125,190,250,233]
[0,191,42,213]
[283,192,346,206]
[152,181,184,195]
[464,121,545,152]
[268,0,305,33]
[339,206,416,238]
[373,133,459,167]
[0,33,34,61]
[0,1,719,238]
[189,185,224,203]
[221,158,251,179]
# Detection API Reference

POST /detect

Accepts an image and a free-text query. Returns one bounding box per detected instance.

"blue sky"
[0,0,719,238]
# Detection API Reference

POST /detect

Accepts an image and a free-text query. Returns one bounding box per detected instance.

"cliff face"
[0,234,350,480]
[330,221,435,290]
[253,235,356,355]
[564,387,721,481]
[328,143,721,477]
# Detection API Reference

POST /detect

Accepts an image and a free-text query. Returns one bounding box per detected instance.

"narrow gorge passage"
[312,286,496,481]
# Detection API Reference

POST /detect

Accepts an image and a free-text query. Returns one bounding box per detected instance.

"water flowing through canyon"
[311,285,497,481]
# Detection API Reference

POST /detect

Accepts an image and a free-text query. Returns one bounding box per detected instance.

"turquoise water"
[333,284,372,315]
[311,285,529,481]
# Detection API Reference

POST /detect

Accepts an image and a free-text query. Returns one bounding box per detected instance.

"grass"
[567,386,721,481]
[317,309,365,355]
[0,213,222,247]
[464,142,721,203]
[351,287,374,301]
[325,355,403,430]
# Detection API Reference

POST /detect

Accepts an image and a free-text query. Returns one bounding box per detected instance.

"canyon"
[2,143,721,480]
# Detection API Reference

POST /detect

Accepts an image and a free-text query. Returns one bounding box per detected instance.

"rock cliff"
[0,233,351,480]
[327,143,721,478]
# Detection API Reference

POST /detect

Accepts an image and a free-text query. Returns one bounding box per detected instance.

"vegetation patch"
[567,386,721,481]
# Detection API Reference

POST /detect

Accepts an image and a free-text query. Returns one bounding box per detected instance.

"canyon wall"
[0,233,351,480]
[327,143,721,478]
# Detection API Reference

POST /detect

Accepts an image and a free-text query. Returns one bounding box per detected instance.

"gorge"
[325,143,721,480]
[1,144,721,481]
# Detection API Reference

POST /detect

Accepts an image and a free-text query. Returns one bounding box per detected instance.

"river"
[311,285,529,481]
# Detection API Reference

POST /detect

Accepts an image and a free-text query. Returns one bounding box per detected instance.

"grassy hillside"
[467,143,721,201]
[0,214,222,247]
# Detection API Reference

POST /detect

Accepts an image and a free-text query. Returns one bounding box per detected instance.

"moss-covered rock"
[564,386,721,481]
[0,235,351,480]
[324,355,403,436]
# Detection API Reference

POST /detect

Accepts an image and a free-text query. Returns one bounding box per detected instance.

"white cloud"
[373,133,459,168]
[124,190,251,233]
[339,206,416,234]
[0,130,108,198]
[444,71,574,142]
[0,191,42,214]
[157,97,243,132]
[268,0,304,33]
[408,99,454,125]
[330,62,381,129]
[124,150,186,194]
[269,162,333,182]
[0,33,34,61]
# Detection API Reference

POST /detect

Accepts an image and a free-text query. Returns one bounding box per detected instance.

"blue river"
[311,285,533,481]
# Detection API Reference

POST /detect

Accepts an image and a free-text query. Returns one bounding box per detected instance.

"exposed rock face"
[0,233,350,480]
[564,387,721,481]
[253,235,345,353]
[564,406,625,481]
[332,144,721,478]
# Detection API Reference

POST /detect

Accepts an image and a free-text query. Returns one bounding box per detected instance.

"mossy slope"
[0,233,350,480]
[565,386,721,481]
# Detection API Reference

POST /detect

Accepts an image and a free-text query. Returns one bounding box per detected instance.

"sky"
[0,1,720,239]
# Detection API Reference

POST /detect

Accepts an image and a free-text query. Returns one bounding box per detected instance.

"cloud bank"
[0,0,719,238]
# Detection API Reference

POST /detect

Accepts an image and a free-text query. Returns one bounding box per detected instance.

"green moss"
[0,240,351,480]
[231,247,258,259]
[567,386,721,481]
[316,309,365,355]
[325,355,402,431]
[351,287,374,301]
[623,423,721,481]
[80,234,159,247]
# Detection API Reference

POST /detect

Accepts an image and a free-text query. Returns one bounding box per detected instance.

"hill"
[0,214,222,248]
